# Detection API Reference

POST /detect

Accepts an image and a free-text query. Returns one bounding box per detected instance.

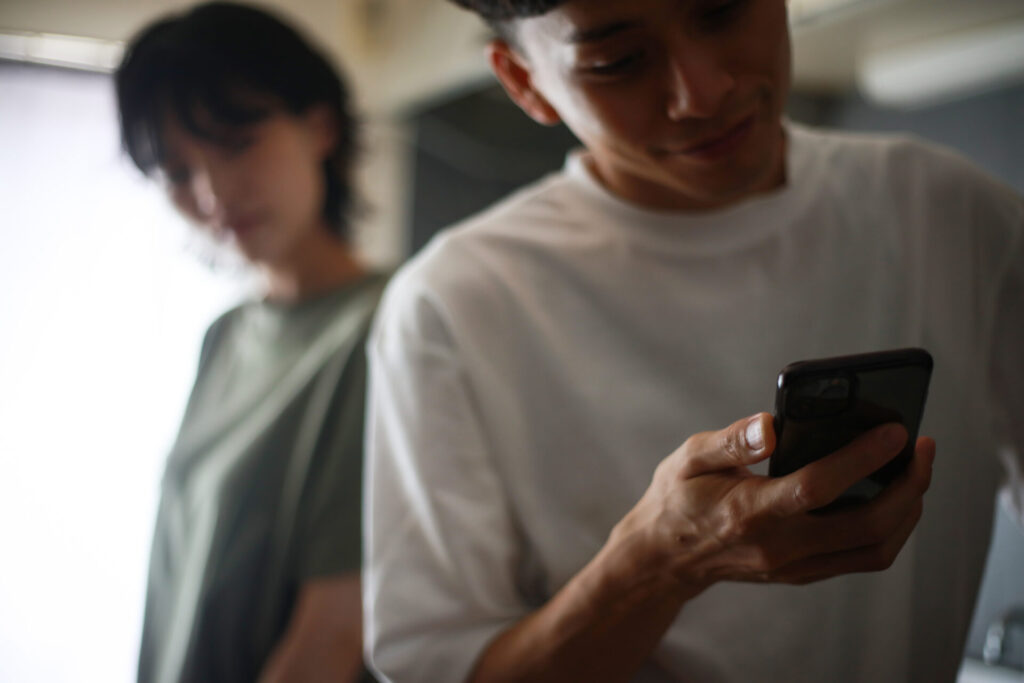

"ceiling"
[2,0,1023,113]
[789,0,1024,92]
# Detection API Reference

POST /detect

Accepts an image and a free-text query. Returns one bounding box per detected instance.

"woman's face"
[157,105,337,266]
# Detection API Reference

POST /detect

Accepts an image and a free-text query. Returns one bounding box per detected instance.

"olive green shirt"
[139,274,386,683]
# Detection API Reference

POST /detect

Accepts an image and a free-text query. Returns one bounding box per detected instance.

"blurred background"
[1,0,1022,681]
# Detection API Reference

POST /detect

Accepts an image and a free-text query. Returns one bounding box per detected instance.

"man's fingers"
[912,436,937,478]
[776,494,924,585]
[797,435,935,555]
[678,413,775,478]
[759,422,909,516]
[750,435,935,572]
[872,436,936,507]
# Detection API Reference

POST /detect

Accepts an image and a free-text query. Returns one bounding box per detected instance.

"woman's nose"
[190,169,220,219]
[188,159,242,223]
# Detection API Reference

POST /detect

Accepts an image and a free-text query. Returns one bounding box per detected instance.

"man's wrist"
[585,510,704,614]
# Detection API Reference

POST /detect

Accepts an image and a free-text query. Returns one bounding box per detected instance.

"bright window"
[0,63,242,682]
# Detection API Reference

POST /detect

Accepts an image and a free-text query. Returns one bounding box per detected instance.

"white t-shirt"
[364,123,1024,683]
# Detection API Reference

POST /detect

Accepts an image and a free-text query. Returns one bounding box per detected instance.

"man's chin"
[658,155,785,209]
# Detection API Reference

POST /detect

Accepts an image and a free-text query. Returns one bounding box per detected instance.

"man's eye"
[583,53,644,77]
[700,0,749,29]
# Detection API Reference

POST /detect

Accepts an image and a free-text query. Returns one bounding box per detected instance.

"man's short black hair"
[448,0,568,42]
[115,2,358,238]
[448,0,566,20]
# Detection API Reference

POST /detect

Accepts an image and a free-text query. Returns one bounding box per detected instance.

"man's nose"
[665,44,736,120]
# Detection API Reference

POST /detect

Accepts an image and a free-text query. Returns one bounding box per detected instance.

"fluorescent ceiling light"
[789,0,885,25]
[0,32,123,72]
[858,19,1024,108]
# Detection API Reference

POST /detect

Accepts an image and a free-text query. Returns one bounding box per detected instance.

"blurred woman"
[115,3,383,681]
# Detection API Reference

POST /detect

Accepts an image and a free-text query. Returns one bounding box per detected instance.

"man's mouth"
[662,113,758,162]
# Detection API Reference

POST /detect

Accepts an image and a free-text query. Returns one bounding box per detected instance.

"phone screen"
[770,349,932,506]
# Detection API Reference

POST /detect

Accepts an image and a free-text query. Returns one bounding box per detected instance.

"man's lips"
[661,114,757,161]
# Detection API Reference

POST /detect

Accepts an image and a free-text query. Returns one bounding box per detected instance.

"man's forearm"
[460,414,932,682]
[468,518,695,683]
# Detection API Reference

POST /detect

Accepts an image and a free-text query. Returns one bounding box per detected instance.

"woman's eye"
[163,167,191,185]
[221,134,256,155]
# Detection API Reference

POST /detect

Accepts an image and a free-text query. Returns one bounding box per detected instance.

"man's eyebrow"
[566,21,635,44]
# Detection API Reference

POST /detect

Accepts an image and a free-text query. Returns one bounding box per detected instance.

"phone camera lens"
[819,377,850,399]
[788,375,852,419]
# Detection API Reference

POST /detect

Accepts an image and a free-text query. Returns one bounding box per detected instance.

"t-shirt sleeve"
[928,147,1024,528]
[292,329,373,580]
[363,276,528,683]
[988,199,1024,526]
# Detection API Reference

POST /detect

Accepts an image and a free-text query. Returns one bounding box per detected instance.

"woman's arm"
[259,574,365,683]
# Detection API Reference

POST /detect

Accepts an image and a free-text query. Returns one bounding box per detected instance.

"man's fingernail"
[745,416,765,452]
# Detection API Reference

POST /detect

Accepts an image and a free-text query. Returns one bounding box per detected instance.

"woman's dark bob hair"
[115,1,357,238]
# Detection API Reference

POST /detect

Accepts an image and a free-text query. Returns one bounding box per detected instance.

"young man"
[364,1,1024,681]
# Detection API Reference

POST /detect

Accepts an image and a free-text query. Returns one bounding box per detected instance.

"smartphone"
[769,348,933,507]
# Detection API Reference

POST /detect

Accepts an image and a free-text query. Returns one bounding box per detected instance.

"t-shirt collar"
[561,120,815,255]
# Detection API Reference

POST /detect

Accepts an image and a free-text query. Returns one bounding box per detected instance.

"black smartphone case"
[770,348,933,505]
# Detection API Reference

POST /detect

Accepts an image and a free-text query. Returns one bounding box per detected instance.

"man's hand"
[612,413,936,595]
[468,414,935,683]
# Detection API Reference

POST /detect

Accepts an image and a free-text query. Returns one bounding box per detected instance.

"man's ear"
[487,39,561,126]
